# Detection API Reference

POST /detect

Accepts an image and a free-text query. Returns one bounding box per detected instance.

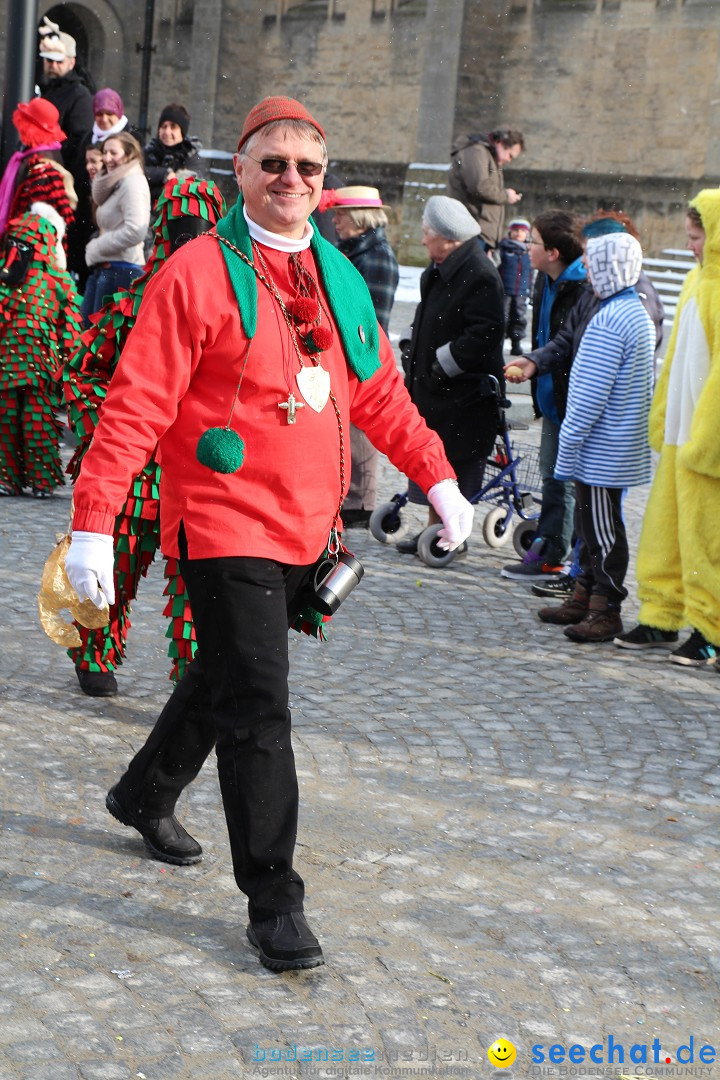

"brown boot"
[564,594,623,642]
[538,585,589,625]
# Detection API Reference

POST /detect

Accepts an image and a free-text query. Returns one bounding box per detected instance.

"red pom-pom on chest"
[291,296,320,324]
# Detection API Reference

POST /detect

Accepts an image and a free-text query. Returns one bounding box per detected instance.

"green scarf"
[214,197,381,382]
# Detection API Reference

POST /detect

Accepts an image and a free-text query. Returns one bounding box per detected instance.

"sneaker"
[502,559,564,581]
[669,629,719,667]
[614,624,679,650]
[531,573,575,598]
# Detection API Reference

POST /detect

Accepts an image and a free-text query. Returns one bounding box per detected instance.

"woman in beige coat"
[80,131,150,326]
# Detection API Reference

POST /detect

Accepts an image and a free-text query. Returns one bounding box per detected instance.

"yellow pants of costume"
[637,444,720,646]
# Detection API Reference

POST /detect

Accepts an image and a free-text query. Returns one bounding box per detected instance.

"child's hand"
[504,358,536,382]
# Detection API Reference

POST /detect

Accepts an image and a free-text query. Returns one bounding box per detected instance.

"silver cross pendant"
[278,392,305,424]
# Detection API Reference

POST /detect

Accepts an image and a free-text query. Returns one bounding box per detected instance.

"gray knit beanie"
[423,196,481,242]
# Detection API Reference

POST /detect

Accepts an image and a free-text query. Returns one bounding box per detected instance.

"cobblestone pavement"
[1,336,719,1078]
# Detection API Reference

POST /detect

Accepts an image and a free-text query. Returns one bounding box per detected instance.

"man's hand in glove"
[65,531,116,608]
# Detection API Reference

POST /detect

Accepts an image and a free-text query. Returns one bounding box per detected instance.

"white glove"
[65,531,115,608]
[427,480,474,551]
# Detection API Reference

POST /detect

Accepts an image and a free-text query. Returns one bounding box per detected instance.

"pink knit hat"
[93,88,123,118]
[237,96,325,152]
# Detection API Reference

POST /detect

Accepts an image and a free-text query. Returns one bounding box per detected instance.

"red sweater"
[72,235,454,562]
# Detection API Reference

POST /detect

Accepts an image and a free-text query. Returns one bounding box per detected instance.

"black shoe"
[614,623,679,650]
[76,667,119,697]
[105,785,202,865]
[510,343,524,356]
[31,487,53,499]
[531,573,575,598]
[341,509,371,529]
[396,532,421,555]
[669,629,719,667]
[247,911,325,972]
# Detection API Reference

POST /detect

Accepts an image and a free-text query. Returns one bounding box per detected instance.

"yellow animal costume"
[635,188,720,645]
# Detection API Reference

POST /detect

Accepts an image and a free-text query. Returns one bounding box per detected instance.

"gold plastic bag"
[38,533,110,648]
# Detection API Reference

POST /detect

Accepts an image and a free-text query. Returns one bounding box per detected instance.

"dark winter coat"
[528,270,665,421]
[41,72,94,181]
[498,236,532,297]
[143,136,205,205]
[41,73,95,283]
[338,226,398,333]
[402,238,505,462]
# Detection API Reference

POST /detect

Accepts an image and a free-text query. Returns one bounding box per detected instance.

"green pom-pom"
[196,427,245,473]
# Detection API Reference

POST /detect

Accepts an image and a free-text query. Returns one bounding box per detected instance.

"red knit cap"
[237,96,325,152]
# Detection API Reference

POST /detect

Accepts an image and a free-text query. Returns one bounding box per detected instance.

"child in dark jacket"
[498,217,532,355]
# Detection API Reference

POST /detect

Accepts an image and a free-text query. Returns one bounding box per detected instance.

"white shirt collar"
[243,205,313,252]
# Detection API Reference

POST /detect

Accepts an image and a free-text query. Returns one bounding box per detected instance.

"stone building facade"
[3,0,718,259]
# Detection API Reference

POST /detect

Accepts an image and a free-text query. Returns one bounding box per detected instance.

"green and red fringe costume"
[8,156,76,258]
[62,178,226,682]
[0,212,81,495]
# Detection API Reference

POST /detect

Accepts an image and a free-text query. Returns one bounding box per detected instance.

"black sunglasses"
[245,154,325,177]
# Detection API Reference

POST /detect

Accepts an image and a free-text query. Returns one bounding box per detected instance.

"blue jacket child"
[498,218,532,354]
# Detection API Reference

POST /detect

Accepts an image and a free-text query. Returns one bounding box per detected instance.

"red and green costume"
[62,178,226,682]
[0,212,81,495]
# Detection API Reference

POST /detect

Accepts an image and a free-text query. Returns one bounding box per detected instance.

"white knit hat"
[423,196,481,242]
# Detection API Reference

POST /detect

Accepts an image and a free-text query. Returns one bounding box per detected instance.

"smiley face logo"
[488,1038,517,1068]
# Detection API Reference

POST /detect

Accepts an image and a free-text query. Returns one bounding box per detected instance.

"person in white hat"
[320,185,399,526]
[38,17,94,279]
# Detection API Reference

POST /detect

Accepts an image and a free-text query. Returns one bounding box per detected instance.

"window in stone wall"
[535,0,596,11]
[267,0,345,18]
[371,0,427,14]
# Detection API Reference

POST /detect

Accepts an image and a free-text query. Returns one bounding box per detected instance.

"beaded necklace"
[196,232,346,538]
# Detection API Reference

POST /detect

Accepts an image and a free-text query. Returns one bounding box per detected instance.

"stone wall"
[2,0,718,263]
[222,0,429,163]
[454,0,720,182]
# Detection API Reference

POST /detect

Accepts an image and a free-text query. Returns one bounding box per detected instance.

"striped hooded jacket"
[554,233,654,487]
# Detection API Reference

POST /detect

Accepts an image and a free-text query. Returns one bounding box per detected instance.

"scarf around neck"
[92,159,141,206]
[214,197,381,382]
[92,115,129,145]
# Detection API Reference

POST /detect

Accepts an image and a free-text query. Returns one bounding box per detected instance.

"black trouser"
[503,294,528,346]
[116,537,317,920]
[574,481,628,605]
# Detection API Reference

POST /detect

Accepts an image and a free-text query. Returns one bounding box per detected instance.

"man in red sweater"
[64,96,473,972]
